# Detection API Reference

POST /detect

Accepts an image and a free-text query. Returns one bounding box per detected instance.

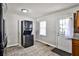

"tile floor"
[4,41,59,56]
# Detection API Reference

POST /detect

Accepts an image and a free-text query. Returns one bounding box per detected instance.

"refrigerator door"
[0,3,7,56]
[2,19,7,48]
[0,3,4,56]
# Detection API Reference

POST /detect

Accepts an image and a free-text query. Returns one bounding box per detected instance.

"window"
[40,21,46,36]
[59,18,73,38]
[64,18,73,38]
[59,19,63,33]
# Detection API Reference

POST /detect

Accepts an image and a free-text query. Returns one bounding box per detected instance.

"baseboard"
[7,43,19,48]
[36,40,56,48]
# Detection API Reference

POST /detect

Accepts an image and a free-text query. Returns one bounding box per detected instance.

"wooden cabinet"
[72,39,79,56]
[74,11,79,33]
[73,11,79,56]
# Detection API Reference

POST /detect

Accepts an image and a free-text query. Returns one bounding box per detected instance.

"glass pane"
[59,19,63,34]
[40,21,46,36]
[59,25,63,28]
[59,19,63,25]
[59,28,63,32]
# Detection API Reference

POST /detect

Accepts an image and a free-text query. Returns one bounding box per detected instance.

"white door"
[56,18,72,53]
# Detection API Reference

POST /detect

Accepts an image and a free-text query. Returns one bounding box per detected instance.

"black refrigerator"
[0,3,7,56]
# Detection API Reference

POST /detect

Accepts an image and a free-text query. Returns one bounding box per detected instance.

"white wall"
[36,14,57,47]
[4,11,18,47]
[36,5,79,53]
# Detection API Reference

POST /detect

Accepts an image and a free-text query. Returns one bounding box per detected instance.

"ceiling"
[7,3,79,18]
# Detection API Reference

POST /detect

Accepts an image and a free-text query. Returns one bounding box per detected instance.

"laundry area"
[0,3,79,56]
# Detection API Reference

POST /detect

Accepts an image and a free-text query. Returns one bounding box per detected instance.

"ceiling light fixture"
[21,9,29,13]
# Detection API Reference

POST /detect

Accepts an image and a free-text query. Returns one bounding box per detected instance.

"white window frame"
[39,21,46,36]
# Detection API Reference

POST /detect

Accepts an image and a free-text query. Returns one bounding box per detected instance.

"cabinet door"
[72,39,79,56]
[72,44,79,56]
[74,13,77,33]
[76,11,79,32]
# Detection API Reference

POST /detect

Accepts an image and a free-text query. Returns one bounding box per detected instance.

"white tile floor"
[4,41,59,56]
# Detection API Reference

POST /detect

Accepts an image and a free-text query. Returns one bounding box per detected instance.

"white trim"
[36,39,56,47]
[7,43,19,48]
